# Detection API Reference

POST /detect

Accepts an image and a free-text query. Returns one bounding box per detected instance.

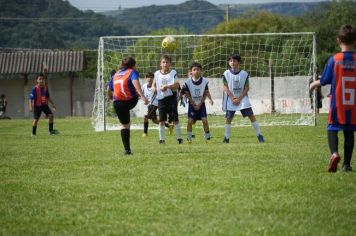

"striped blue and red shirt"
[29,85,50,107]
[320,51,356,131]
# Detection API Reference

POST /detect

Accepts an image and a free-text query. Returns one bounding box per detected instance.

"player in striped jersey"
[310,25,356,172]
[29,73,59,136]
[222,54,264,143]
[184,62,213,142]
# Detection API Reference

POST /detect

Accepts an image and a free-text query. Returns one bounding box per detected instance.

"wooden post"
[69,72,75,116]
[22,73,29,118]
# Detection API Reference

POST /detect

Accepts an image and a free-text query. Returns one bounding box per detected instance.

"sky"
[67,0,326,12]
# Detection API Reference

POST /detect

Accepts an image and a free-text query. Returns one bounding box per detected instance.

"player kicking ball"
[184,62,213,143]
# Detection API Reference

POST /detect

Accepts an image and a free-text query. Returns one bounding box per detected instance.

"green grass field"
[1,115,355,235]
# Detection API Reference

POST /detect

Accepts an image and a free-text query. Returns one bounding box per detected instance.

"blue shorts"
[327,124,356,131]
[225,107,254,119]
[188,103,207,121]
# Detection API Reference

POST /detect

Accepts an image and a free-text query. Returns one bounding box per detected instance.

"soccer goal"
[92,33,317,131]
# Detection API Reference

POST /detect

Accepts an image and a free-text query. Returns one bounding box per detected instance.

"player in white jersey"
[152,54,183,144]
[184,62,213,142]
[222,54,264,143]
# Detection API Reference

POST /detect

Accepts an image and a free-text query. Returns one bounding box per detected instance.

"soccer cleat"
[342,165,353,172]
[257,134,264,143]
[31,134,36,137]
[177,138,183,144]
[328,153,341,173]
[159,140,165,144]
[187,138,192,144]
[49,129,60,135]
[191,134,195,138]
[142,133,148,137]
[223,137,229,143]
[168,124,174,135]
[124,149,132,155]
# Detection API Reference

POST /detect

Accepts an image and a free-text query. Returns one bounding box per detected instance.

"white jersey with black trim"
[154,69,177,100]
[222,69,251,111]
[185,77,208,105]
[142,83,158,106]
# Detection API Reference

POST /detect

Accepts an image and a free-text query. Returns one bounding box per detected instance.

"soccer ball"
[162,36,177,52]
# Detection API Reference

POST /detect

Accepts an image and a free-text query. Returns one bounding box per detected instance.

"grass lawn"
[0,115,355,235]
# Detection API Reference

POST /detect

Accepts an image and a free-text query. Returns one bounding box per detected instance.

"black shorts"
[33,105,53,119]
[113,98,138,125]
[158,95,179,122]
[146,105,158,120]
[225,107,254,119]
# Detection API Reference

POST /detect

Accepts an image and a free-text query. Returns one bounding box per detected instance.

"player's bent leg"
[32,119,39,136]
[202,118,211,141]
[173,121,183,144]
[187,119,193,143]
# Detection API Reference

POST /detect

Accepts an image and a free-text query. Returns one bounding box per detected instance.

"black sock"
[121,129,130,151]
[49,123,53,132]
[327,130,338,154]
[144,121,148,134]
[343,130,354,166]
[32,126,37,135]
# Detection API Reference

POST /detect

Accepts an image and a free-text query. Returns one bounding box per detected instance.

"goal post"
[92,33,316,131]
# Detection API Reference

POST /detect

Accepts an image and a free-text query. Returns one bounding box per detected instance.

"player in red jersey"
[310,25,356,172]
[108,57,148,155]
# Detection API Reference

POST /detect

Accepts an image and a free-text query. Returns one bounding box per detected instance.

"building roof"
[0,50,84,74]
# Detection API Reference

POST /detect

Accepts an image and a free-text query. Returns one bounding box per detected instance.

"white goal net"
[92,33,316,131]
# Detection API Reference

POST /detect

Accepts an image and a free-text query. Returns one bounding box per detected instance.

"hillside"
[0,0,129,49]
[106,0,224,35]
[0,0,332,49]
[223,2,325,18]
[103,0,329,35]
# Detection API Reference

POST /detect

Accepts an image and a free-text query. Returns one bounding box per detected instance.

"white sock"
[252,121,261,135]
[175,123,182,139]
[224,124,231,139]
[159,125,165,140]
[187,131,192,141]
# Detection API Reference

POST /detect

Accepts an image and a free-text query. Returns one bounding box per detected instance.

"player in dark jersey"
[29,74,58,136]
[107,57,148,155]
[310,24,356,172]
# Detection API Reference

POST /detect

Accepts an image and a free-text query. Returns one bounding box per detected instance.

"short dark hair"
[228,54,241,62]
[145,71,154,78]
[119,57,136,70]
[190,62,202,70]
[338,25,356,45]
[36,73,45,80]
[160,54,172,63]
